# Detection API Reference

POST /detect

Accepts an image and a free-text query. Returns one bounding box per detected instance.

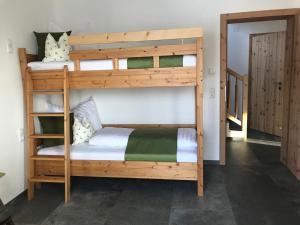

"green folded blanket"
[127,55,184,69]
[125,128,178,162]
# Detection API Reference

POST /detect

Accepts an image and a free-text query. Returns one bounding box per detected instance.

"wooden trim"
[220,15,227,165]
[69,27,203,45]
[70,44,196,61]
[220,8,300,166]
[35,160,198,181]
[223,8,300,24]
[281,17,294,164]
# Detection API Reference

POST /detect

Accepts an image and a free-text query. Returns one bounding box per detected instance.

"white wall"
[1,0,300,203]
[228,21,287,118]
[0,0,51,204]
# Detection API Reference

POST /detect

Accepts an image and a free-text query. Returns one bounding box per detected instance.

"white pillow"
[43,33,71,62]
[177,128,197,150]
[73,117,95,145]
[73,97,102,131]
[89,127,134,148]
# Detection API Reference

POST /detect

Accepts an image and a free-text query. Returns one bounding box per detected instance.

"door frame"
[220,8,300,165]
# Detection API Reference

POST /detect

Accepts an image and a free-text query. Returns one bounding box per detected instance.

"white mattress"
[38,128,198,163]
[28,55,196,71]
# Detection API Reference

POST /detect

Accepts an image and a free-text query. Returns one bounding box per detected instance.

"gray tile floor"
[6,140,300,225]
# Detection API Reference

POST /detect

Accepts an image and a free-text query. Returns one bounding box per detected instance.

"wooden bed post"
[63,66,71,203]
[196,37,204,196]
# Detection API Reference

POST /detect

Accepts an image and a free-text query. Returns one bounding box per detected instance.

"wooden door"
[249,32,286,137]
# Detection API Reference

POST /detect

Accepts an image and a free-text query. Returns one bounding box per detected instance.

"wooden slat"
[30,113,64,117]
[31,156,64,161]
[153,56,159,68]
[29,176,65,183]
[35,160,198,181]
[113,58,119,70]
[32,91,64,95]
[30,134,64,139]
[69,44,196,61]
[69,27,203,45]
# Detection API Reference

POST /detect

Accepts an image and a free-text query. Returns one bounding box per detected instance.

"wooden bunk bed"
[18,27,204,203]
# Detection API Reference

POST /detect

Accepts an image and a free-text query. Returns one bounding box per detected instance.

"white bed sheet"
[38,128,198,163]
[28,55,196,71]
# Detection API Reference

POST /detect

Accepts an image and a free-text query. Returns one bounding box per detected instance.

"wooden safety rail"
[226,68,248,139]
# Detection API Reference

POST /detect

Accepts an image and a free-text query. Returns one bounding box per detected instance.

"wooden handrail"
[227,68,244,81]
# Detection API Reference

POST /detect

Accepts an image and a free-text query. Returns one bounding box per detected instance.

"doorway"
[220,9,300,175]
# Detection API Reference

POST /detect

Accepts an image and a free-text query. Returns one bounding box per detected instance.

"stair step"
[32,91,64,95]
[30,113,64,117]
[30,134,64,139]
[31,155,65,161]
[29,176,65,183]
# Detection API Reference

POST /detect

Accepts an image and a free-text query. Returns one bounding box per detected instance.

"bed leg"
[27,182,35,201]
[197,164,203,197]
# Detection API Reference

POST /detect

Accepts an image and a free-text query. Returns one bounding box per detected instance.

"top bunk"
[19,27,203,90]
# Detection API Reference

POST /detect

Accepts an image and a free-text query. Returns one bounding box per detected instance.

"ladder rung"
[31,155,65,161]
[30,134,64,139]
[32,91,64,95]
[30,113,64,117]
[29,176,65,183]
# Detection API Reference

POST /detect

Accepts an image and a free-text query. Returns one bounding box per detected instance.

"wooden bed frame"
[18,27,204,203]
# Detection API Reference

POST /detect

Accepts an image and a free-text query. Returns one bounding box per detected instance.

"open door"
[249,32,286,137]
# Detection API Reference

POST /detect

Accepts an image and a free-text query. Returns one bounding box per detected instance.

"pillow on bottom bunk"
[38,113,74,147]
[73,117,95,145]
[89,127,134,148]
[73,97,102,131]
[46,96,102,132]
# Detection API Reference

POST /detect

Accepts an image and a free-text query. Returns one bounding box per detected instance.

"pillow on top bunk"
[43,33,71,62]
[73,97,102,131]
[34,31,72,61]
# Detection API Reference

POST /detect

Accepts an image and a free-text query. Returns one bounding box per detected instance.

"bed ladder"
[25,66,71,203]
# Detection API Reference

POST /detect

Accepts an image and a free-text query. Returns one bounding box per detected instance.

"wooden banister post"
[242,75,249,140]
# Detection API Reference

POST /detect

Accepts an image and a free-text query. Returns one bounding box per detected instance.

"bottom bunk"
[35,127,200,181]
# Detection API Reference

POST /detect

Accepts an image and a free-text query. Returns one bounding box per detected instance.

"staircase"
[25,66,70,203]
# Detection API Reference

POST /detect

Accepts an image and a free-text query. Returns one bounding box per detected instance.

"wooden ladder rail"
[25,66,71,203]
